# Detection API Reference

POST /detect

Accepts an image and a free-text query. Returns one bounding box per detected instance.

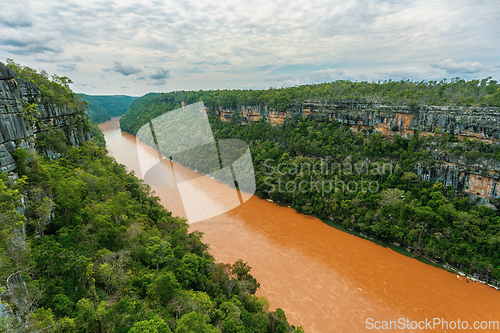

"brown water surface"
[100,118,500,333]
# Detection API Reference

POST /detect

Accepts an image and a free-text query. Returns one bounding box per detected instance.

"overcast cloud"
[1,0,499,95]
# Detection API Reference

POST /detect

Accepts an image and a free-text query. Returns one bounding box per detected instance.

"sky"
[1,0,499,96]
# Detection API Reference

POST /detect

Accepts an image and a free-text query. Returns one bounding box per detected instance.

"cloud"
[0,0,33,28]
[309,69,350,82]
[136,67,171,85]
[0,17,33,28]
[33,55,85,65]
[149,68,170,85]
[431,59,484,74]
[57,64,77,72]
[150,68,170,81]
[4,0,499,95]
[374,67,447,81]
[103,61,170,85]
[1,35,61,55]
[104,61,143,76]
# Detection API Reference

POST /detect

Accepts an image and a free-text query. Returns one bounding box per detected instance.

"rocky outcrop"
[0,64,16,80]
[0,62,90,173]
[408,108,500,141]
[415,162,500,206]
[210,100,500,203]
[213,101,500,141]
[0,61,89,327]
[217,105,290,125]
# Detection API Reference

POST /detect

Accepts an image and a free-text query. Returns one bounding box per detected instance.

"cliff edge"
[0,61,90,173]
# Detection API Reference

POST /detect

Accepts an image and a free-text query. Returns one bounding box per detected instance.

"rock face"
[215,101,500,140]
[0,64,16,80]
[217,105,290,125]
[212,101,500,203]
[0,61,89,325]
[0,62,90,173]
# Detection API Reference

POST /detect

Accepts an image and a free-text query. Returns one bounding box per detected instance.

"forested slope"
[0,62,302,332]
[210,117,500,284]
[1,142,302,332]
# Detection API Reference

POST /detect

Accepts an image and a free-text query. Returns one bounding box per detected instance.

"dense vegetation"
[5,59,105,154]
[6,59,86,111]
[1,141,302,332]
[119,84,500,285]
[1,63,302,332]
[6,59,134,125]
[80,94,136,124]
[209,117,500,283]
[120,78,500,135]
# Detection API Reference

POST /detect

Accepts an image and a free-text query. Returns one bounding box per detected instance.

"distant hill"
[79,94,136,124]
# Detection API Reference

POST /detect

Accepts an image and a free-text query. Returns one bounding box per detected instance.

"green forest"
[5,59,86,112]
[210,117,500,281]
[0,63,303,332]
[1,141,302,333]
[119,83,500,285]
[80,94,136,124]
[120,78,500,135]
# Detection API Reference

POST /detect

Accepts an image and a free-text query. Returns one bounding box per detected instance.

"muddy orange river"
[100,118,500,333]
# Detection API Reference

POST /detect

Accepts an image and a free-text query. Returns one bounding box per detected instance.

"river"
[99,117,500,333]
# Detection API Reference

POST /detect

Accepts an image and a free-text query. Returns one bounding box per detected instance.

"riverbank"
[101,117,500,333]
[324,217,500,291]
[128,114,500,291]
[268,197,500,292]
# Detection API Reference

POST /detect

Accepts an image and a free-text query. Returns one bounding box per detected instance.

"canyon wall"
[212,101,500,204]
[0,61,90,324]
[215,101,500,140]
[0,62,90,173]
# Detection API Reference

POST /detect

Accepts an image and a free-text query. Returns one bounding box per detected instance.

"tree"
[147,272,180,306]
[12,148,31,175]
[231,260,251,280]
[75,298,108,333]
[268,308,293,333]
[411,222,428,256]
[145,236,173,272]
[167,289,213,320]
[28,307,55,332]
[402,172,418,186]
[175,253,207,289]
[28,187,54,237]
[219,301,242,325]
[379,188,405,208]
[174,312,220,333]
[129,316,172,333]
[54,178,84,225]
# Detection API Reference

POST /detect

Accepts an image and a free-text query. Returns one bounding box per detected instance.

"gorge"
[1,61,303,332]
[2,59,500,332]
[217,102,500,205]
[101,117,500,332]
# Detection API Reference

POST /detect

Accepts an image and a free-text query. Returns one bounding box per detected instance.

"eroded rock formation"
[0,62,90,173]
[212,101,500,203]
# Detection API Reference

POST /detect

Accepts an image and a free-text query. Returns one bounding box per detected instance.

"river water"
[100,117,500,333]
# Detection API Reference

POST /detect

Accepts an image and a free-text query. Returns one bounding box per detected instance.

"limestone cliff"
[0,62,90,173]
[215,101,500,140]
[212,101,500,204]
[0,61,91,326]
